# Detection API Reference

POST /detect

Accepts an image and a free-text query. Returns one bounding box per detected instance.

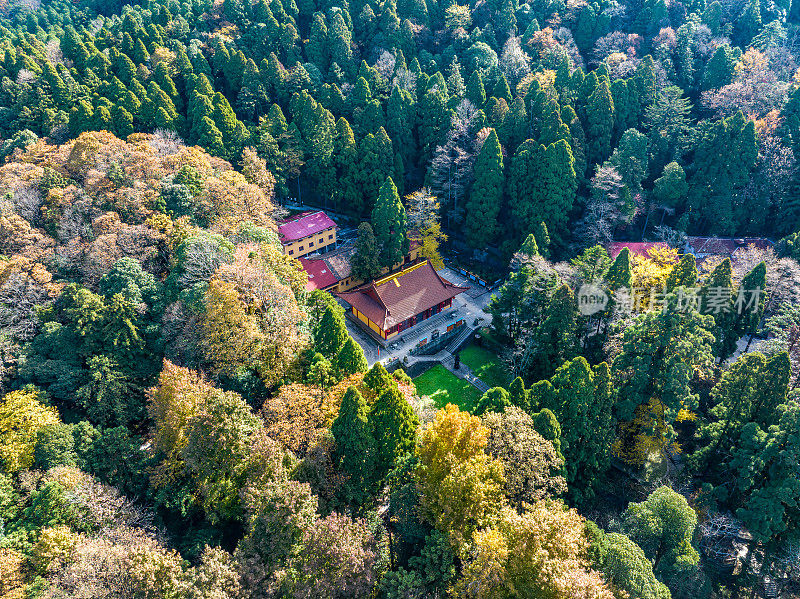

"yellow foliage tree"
[612,397,682,466]
[0,547,25,599]
[148,360,210,484]
[201,278,264,377]
[406,189,447,269]
[260,373,363,455]
[454,502,615,599]
[65,132,101,178]
[0,387,60,473]
[201,244,308,385]
[631,246,679,311]
[204,170,275,236]
[30,526,82,575]
[416,404,506,549]
[240,146,276,202]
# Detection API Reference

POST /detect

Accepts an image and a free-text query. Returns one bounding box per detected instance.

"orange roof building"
[337,260,468,340]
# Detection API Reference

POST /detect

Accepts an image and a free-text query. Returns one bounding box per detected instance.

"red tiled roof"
[608,242,669,259]
[278,211,337,242]
[687,236,773,256]
[338,261,467,330]
[300,257,339,291]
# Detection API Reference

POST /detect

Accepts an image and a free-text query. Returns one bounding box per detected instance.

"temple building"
[337,260,468,340]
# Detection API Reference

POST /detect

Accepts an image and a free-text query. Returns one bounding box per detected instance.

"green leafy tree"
[613,295,715,422]
[726,400,800,545]
[182,386,260,524]
[474,387,511,415]
[33,423,78,470]
[691,351,789,474]
[587,524,671,599]
[538,358,616,503]
[653,162,688,209]
[508,376,528,410]
[622,487,700,583]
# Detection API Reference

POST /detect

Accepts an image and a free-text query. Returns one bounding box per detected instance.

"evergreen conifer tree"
[332,386,377,506]
[701,44,736,91]
[336,337,368,375]
[586,78,615,166]
[315,305,349,359]
[351,222,382,281]
[664,253,697,292]
[363,362,393,395]
[465,128,503,248]
[466,70,486,107]
[369,385,419,478]
[371,177,409,268]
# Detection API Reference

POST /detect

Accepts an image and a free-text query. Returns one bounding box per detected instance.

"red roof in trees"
[278,211,337,242]
[337,261,468,330]
[686,236,773,256]
[607,242,669,259]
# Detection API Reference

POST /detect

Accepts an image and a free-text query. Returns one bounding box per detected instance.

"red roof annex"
[278,210,337,242]
[299,257,338,290]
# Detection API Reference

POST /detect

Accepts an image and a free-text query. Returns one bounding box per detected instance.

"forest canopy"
[0,0,800,597]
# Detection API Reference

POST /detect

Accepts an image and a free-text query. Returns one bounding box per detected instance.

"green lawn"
[459,344,510,388]
[413,364,482,412]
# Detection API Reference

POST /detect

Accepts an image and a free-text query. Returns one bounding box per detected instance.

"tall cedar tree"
[612,294,716,423]
[691,351,790,474]
[332,386,377,507]
[507,140,576,244]
[698,257,737,359]
[350,222,382,281]
[586,78,615,166]
[363,362,393,396]
[465,128,504,248]
[664,253,697,292]
[522,284,579,382]
[335,337,368,375]
[371,177,409,268]
[315,306,349,359]
[539,358,616,503]
[369,385,419,479]
[734,261,767,346]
